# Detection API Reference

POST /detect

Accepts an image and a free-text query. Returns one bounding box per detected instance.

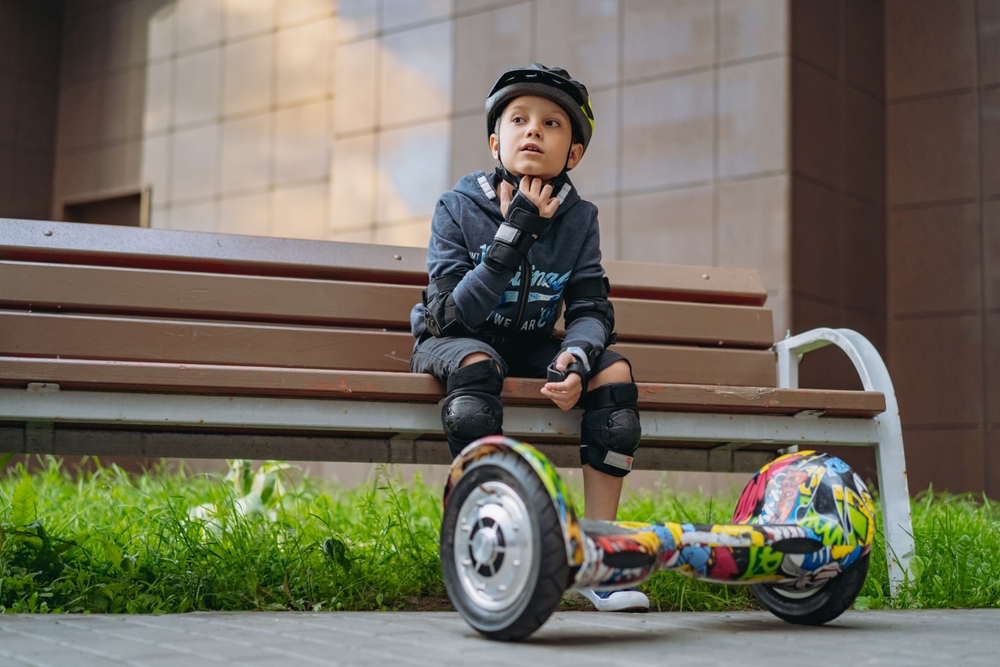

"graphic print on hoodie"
[409,170,612,357]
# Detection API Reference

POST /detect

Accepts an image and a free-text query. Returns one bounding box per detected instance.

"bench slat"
[1,219,768,305]
[0,358,885,417]
[0,261,774,347]
[0,311,777,386]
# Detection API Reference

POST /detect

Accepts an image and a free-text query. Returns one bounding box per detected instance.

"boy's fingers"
[541,183,553,200]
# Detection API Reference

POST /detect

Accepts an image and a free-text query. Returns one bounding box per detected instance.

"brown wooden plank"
[0,260,774,347]
[603,260,767,306]
[2,218,768,305]
[0,260,422,330]
[621,341,776,387]
[0,218,429,285]
[0,358,883,416]
[0,311,776,385]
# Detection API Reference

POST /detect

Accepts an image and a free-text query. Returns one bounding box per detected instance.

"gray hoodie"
[410,170,611,358]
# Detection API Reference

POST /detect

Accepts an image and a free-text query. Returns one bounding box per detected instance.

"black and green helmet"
[485,63,595,153]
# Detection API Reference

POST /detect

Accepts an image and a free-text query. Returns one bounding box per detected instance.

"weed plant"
[0,457,997,614]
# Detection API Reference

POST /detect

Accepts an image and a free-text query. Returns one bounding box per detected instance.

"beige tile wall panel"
[170,200,218,233]
[452,3,532,115]
[333,38,378,133]
[337,0,378,41]
[622,72,714,189]
[380,21,453,126]
[223,34,274,115]
[276,18,332,104]
[273,182,329,240]
[330,132,376,232]
[278,0,335,27]
[172,48,222,126]
[220,193,270,237]
[275,100,330,184]
[621,186,713,266]
[716,175,788,296]
[623,0,715,79]
[174,0,224,53]
[718,58,787,178]
[381,0,451,32]
[534,0,619,88]
[224,0,277,40]
[142,60,173,133]
[718,0,787,62]
[449,114,494,187]
[170,125,220,201]
[377,120,451,223]
[568,87,618,199]
[221,114,272,194]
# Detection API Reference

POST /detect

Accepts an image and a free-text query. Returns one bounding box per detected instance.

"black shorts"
[409,335,629,383]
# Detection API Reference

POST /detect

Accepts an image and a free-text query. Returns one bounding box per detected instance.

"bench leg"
[774,327,914,598]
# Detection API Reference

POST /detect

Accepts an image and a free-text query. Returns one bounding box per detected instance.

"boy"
[409,64,647,612]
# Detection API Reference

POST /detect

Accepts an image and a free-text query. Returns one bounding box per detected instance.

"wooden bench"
[0,218,913,593]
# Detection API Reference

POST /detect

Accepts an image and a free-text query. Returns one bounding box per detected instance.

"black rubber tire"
[751,552,870,626]
[440,450,568,641]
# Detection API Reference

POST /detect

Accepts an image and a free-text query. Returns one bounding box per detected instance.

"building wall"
[0,0,63,220]
[49,0,794,338]
[884,0,1000,496]
[788,0,886,483]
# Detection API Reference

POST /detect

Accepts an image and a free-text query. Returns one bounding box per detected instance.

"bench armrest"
[773,327,914,596]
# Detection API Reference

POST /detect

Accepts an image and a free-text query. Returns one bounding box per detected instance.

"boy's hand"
[541,351,583,410]
[499,176,562,220]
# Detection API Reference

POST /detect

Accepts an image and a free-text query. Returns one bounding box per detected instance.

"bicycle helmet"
[485,64,594,154]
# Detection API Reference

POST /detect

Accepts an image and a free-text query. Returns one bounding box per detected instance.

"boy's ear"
[565,142,584,171]
[489,133,500,160]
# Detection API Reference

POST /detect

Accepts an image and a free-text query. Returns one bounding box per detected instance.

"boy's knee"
[579,381,641,477]
[441,359,505,458]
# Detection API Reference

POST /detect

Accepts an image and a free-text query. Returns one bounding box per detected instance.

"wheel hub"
[454,480,533,612]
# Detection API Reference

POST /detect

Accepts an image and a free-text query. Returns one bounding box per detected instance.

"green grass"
[0,457,997,614]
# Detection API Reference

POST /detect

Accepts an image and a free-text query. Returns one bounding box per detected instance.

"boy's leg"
[580,358,634,520]
[578,354,647,612]
[409,336,507,458]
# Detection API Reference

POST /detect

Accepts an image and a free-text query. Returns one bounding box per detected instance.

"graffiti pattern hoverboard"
[440,436,875,641]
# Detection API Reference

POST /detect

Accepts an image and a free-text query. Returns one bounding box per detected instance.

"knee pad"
[441,359,504,458]
[580,382,641,477]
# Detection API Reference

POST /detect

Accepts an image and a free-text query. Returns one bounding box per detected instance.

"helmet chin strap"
[494,128,574,198]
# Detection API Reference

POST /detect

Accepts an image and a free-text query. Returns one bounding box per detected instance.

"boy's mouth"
[520,143,543,154]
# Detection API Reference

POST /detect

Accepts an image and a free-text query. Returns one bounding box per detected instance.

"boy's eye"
[546,120,560,127]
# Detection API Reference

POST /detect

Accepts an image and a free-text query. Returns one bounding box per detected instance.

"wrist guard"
[484,192,551,273]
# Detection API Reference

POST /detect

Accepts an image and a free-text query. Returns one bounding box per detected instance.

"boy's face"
[489,95,583,182]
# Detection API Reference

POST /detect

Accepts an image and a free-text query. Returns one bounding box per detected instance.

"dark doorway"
[63,188,149,227]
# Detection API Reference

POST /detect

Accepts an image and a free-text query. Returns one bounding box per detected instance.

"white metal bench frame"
[0,326,913,595]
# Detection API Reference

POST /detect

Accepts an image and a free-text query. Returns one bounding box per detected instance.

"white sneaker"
[580,588,649,612]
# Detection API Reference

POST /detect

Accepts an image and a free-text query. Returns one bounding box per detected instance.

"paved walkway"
[0,610,997,666]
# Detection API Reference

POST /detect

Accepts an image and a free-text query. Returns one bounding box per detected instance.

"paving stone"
[1,610,998,666]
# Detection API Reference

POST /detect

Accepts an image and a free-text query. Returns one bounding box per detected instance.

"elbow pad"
[484,193,552,273]
[564,277,616,333]
[422,274,469,337]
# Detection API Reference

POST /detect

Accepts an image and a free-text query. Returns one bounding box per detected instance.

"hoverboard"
[440,436,875,641]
